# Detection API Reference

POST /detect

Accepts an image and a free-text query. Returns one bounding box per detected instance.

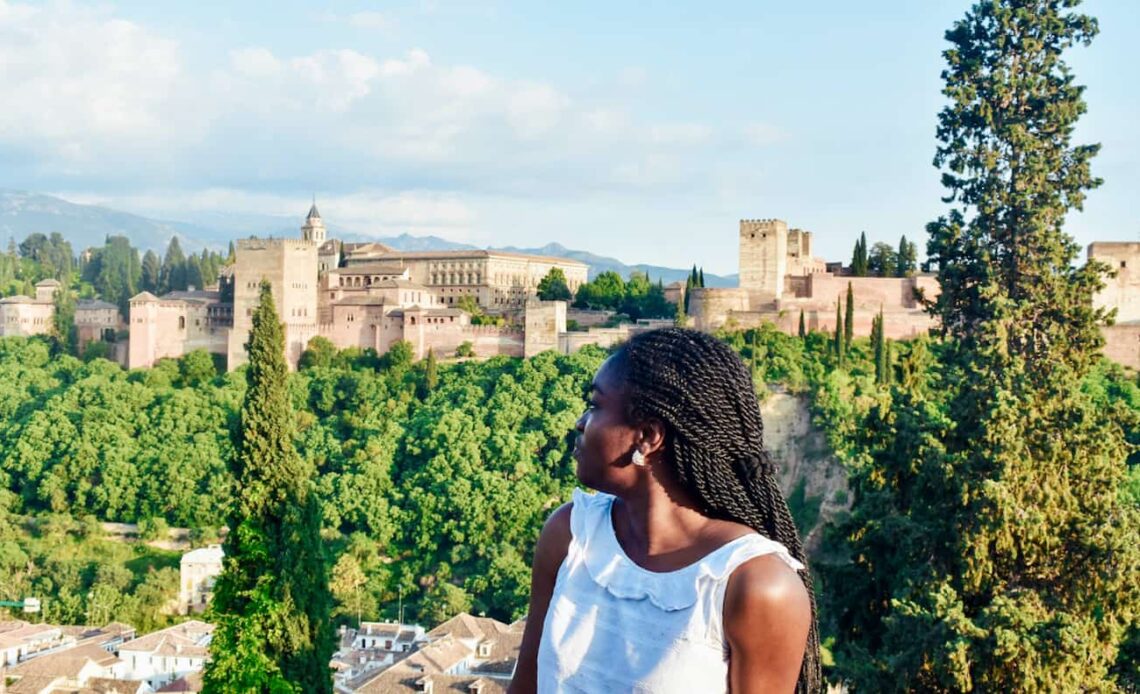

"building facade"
[690,219,939,341]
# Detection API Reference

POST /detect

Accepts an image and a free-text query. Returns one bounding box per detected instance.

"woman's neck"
[611,470,719,569]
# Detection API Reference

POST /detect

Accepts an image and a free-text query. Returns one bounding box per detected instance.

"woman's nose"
[575,413,587,431]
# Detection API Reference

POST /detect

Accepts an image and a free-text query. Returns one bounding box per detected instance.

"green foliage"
[83,235,142,315]
[867,242,898,278]
[18,233,73,281]
[897,235,918,277]
[455,341,475,358]
[833,299,844,365]
[205,282,334,693]
[52,281,78,356]
[830,2,1140,690]
[851,232,869,277]
[536,268,573,301]
[0,510,182,633]
[573,270,671,319]
[844,283,854,353]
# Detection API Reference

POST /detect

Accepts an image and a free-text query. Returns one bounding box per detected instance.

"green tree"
[867,241,898,277]
[419,349,439,399]
[52,282,78,356]
[161,237,187,293]
[298,336,337,370]
[833,2,1140,690]
[850,232,869,276]
[897,235,918,277]
[330,553,372,626]
[204,281,334,693]
[89,236,140,315]
[140,250,161,293]
[573,271,625,311]
[833,299,844,365]
[872,308,890,386]
[536,268,572,301]
[798,309,806,339]
[844,282,854,353]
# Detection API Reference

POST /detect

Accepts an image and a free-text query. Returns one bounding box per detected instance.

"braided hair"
[611,327,822,694]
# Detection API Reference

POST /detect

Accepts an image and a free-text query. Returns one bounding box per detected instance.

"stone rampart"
[1102,323,1140,369]
[688,287,749,331]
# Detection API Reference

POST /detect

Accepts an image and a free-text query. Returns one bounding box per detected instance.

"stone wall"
[1090,242,1140,324]
[688,287,749,331]
[739,219,788,300]
[524,301,567,357]
[1102,324,1140,369]
[228,239,318,370]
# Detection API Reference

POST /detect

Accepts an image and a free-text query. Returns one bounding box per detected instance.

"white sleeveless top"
[536,489,804,693]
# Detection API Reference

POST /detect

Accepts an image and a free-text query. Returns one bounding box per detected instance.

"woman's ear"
[637,418,667,458]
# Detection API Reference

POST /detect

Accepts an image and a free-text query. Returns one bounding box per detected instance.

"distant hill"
[0,189,216,252]
[0,189,737,287]
[492,242,736,287]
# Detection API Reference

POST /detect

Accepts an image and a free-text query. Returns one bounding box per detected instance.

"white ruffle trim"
[570,488,805,612]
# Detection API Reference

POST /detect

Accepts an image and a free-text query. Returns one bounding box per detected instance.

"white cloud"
[742,122,789,147]
[0,1,762,204]
[230,47,281,78]
[348,11,393,30]
[0,1,188,161]
[646,123,712,146]
[507,83,570,139]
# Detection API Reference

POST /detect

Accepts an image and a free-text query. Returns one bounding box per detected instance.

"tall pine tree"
[833,298,844,365]
[831,1,1140,689]
[798,309,806,339]
[203,281,334,693]
[844,282,854,353]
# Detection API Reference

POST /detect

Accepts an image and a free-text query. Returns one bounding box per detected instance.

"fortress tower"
[301,203,327,244]
[226,237,319,369]
[738,219,788,302]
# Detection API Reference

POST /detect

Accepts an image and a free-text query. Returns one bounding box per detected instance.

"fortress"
[4,209,1138,370]
[688,219,1140,368]
[126,205,596,370]
[689,219,940,340]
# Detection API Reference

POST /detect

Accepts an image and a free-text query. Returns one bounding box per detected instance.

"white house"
[178,545,224,615]
[117,620,214,690]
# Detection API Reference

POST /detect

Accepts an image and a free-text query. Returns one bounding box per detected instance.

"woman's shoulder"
[723,552,811,646]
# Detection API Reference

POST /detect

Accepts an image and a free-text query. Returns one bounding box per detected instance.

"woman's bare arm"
[508,502,572,694]
[724,554,812,693]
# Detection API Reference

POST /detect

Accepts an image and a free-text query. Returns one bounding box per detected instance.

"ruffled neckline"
[572,488,805,612]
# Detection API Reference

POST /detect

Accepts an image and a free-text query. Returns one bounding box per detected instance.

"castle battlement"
[235,238,317,252]
[459,324,524,336]
[740,218,784,224]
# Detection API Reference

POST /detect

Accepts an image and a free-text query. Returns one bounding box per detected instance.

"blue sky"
[0,0,1136,274]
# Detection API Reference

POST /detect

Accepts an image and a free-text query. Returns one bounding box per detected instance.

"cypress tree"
[698,267,705,288]
[851,232,869,276]
[140,250,161,293]
[421,348,439,399]
[832,2,1140,690]
[161,236,187,293]
[798,309,806,339]
[844,282,854,352]
[873,308,889,386]
[833,298,844,365]
[203,281,334,693]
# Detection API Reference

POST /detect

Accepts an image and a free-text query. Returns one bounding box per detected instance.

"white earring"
[631,450,647,467]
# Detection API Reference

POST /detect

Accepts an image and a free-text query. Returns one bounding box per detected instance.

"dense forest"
[1,324,1137,683]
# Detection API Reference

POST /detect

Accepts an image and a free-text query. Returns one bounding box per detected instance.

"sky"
[0,0,1136,275]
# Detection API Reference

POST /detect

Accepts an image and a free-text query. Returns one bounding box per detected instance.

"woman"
[510,328,821,693]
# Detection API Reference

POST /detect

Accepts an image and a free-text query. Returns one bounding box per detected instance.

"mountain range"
[0,189,736,287]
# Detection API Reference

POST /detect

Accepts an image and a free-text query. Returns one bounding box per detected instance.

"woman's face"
[573,355,640,492]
